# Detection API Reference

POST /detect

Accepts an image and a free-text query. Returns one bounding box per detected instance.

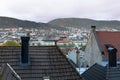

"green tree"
[2,40,21,46]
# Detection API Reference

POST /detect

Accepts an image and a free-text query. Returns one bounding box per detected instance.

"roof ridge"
[94,31,104,55]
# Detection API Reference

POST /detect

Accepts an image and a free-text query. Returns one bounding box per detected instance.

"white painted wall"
[84,30,102,67]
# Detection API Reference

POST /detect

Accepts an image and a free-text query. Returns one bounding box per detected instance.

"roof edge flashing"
[93,30,104,55]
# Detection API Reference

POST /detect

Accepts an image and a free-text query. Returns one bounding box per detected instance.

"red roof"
[96,31,120,59]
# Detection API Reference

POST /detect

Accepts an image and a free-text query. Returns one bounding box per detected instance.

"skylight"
[43,76,50,80]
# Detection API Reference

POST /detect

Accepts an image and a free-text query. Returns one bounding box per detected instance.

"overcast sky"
[0,0,119,23]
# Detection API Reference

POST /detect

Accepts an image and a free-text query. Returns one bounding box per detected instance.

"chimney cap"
[91,26,96,29]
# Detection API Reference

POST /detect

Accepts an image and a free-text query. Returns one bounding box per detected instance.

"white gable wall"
[84,31,102,67]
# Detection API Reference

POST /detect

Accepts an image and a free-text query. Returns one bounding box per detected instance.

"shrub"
[2,40,21,46]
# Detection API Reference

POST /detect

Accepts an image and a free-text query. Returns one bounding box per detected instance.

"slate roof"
[0,46,83,80]
[107,65,120,80]
[81,63,106,80]
[95,31,120,59]
[82,63,120,80]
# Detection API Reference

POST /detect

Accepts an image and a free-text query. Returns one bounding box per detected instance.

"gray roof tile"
[0,63,21,80]
[81,63,106,80]
[82,63,120,80]
[0,46,83,80]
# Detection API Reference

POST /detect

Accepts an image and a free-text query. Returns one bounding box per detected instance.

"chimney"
[76,47,80,67]
[55,40,57,46]
[106,45,117,67]
[91,26,96,31]
[20,36,30,66]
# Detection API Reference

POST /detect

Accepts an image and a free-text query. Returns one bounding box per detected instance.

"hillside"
[1,17,120,30]
[0,17,65,30]
[48,18,120,30]
[0,17,41,28]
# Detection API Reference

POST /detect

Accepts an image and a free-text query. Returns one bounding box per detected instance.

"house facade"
[84,26,102,67]
[85,26,120,67]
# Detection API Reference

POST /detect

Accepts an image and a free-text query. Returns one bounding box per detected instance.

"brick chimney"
[106,44,117,67]
[20,36,30,66]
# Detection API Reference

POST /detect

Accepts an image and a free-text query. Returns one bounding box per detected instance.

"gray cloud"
[0,0,120,22]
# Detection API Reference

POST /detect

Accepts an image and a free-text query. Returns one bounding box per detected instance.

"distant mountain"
[1,17,120,30]
[0,17,64,30]
[48,18,120,30]
[0,17,40,28]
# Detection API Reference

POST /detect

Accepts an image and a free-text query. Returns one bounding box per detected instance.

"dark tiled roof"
[0,63,21,80]
[107,65,120,80]
[81,63,106,80]
[0,46,83,80]
[82,63,120,80]
[95,31,120,59]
